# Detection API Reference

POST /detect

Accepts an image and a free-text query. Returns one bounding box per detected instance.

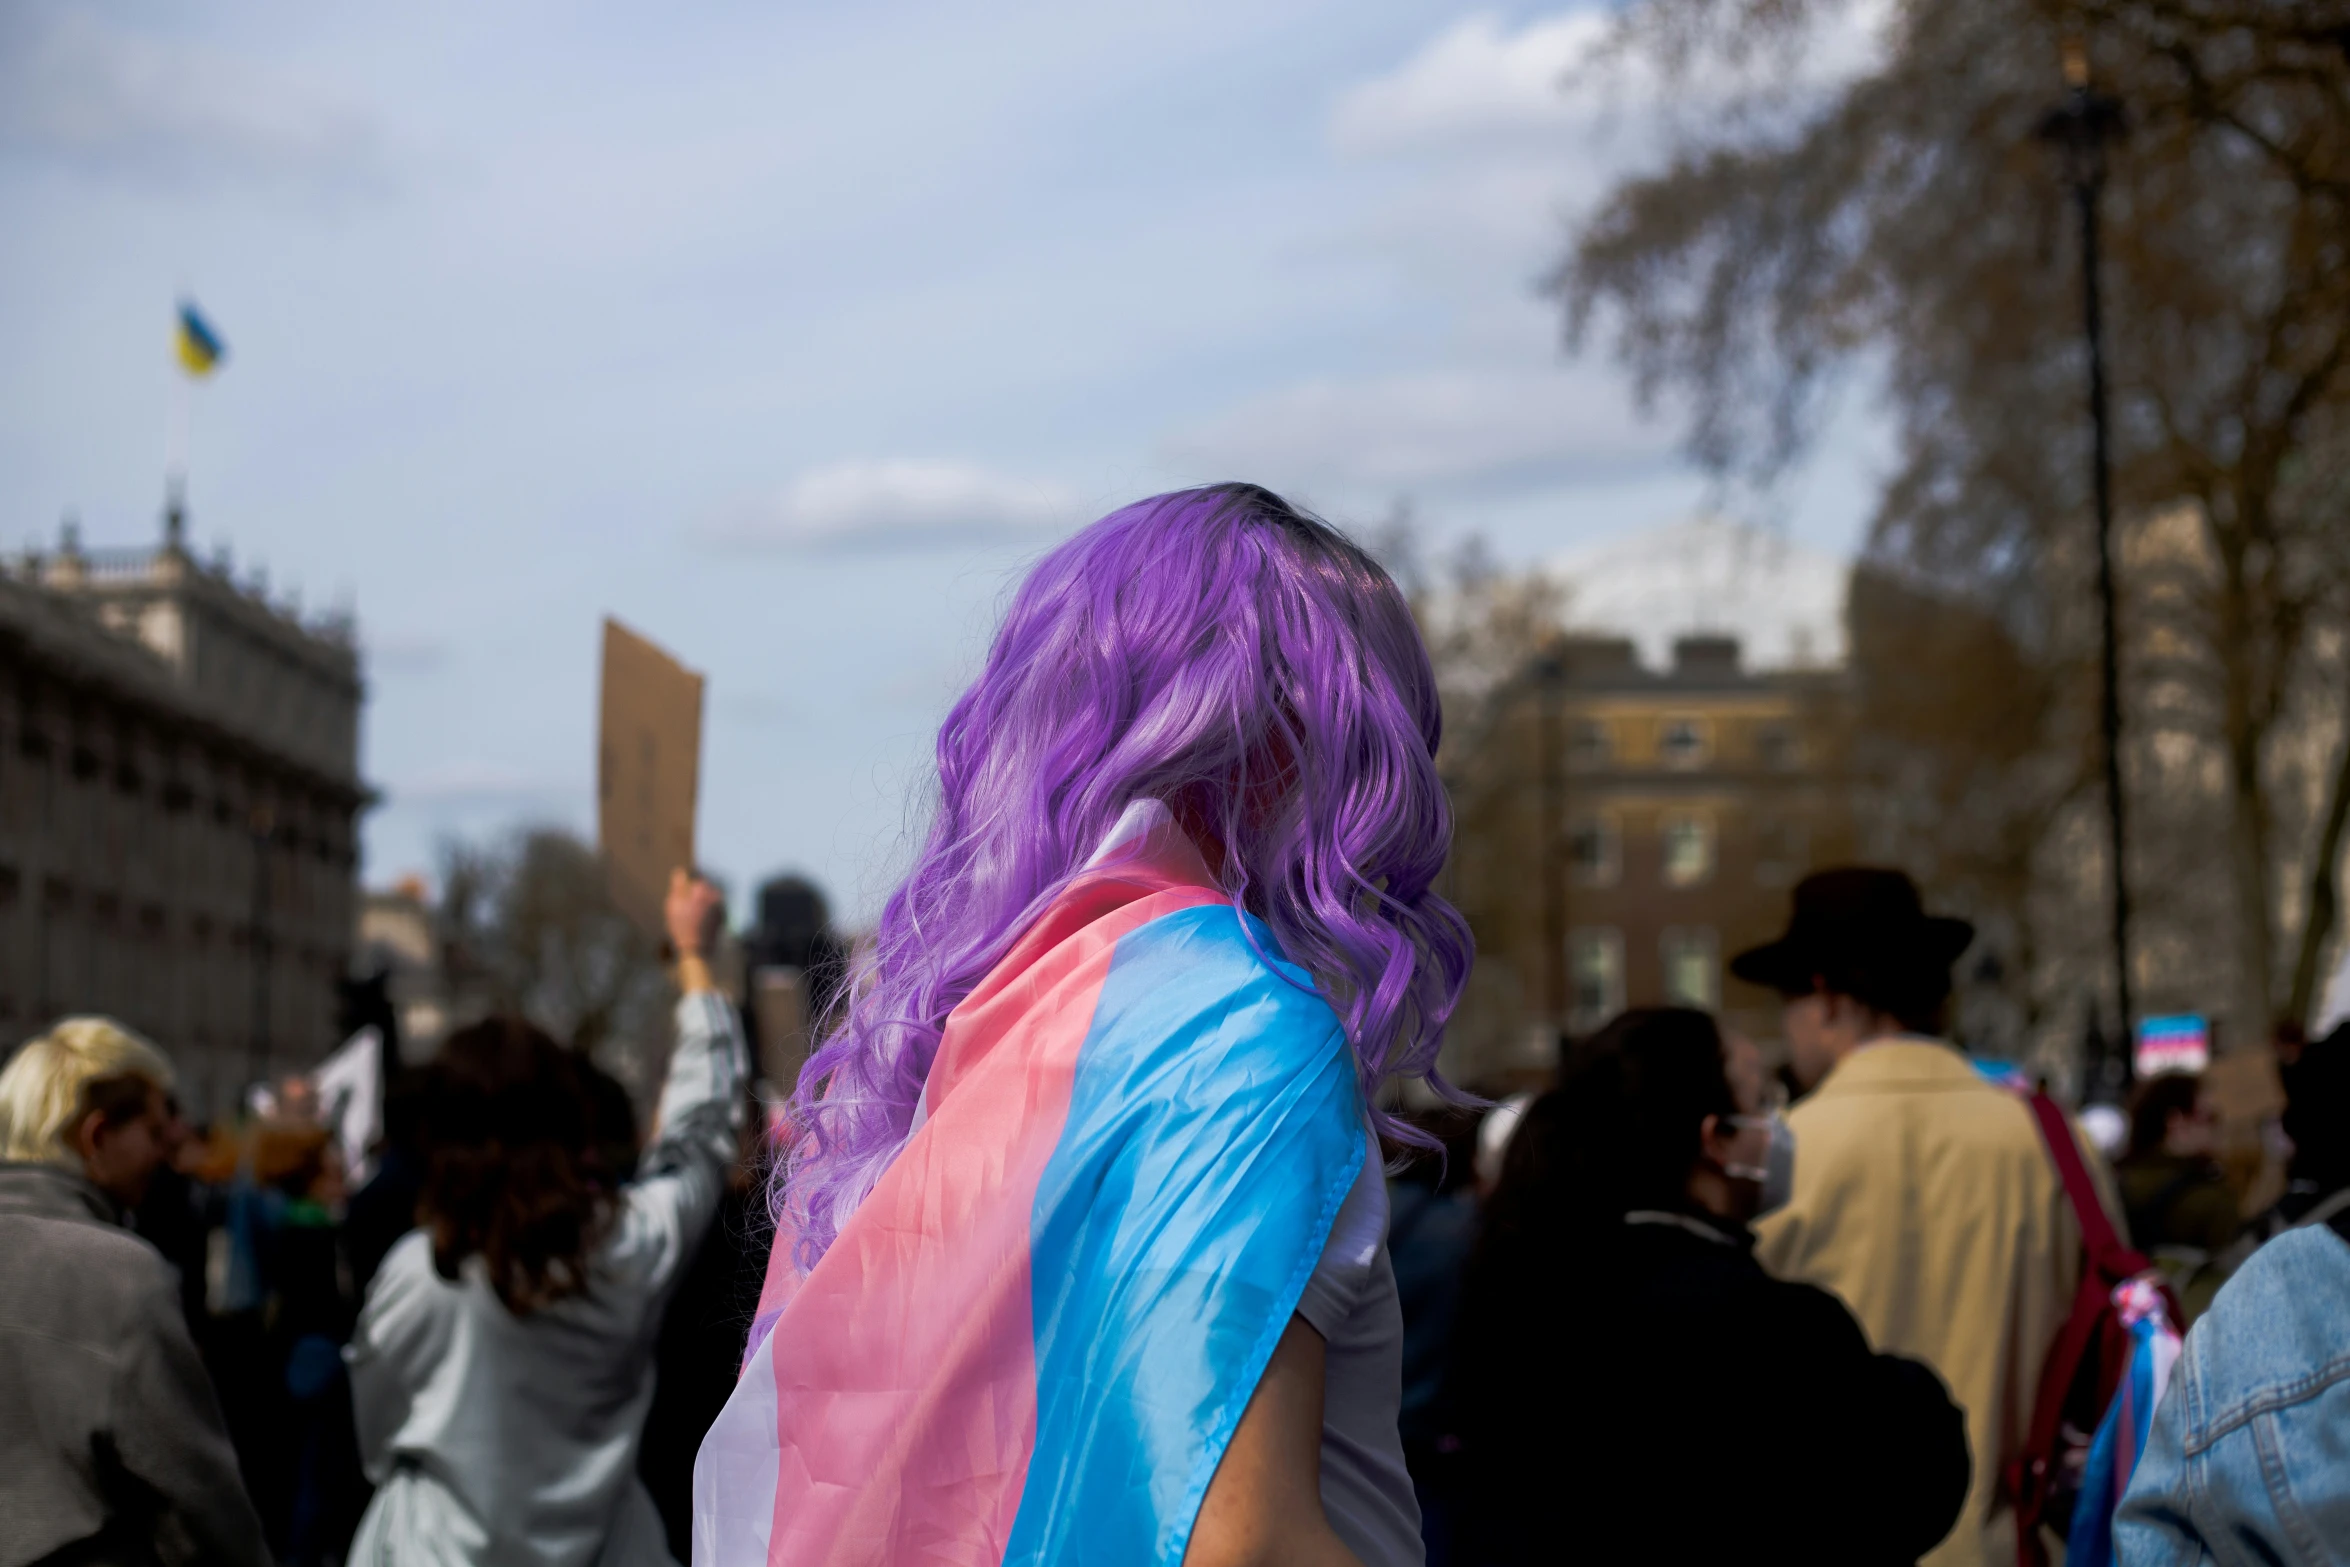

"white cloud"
[1165,366,1674,491]
[0,8,390,195]
[1331,12,1610,154]
[1548,514,1850,670]
[1333,5,1890,160]
[702,459,1084,551]
[1268,5,1893,510]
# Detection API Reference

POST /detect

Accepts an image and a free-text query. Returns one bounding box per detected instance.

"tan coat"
[1757,1040,2095,1567]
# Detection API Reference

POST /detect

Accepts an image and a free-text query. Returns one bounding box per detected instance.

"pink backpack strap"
[2008,1091,2178,1567]
[2022,1092,2125,1266]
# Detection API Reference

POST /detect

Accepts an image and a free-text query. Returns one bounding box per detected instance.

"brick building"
[1441,632,1851,1086]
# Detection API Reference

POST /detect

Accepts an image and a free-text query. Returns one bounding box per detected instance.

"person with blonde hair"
[0,1016,270,1567]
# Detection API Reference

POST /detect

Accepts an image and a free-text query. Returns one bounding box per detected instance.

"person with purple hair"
[692,484,1470,1567]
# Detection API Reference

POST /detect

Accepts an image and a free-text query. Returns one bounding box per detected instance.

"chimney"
[1559,634,1640,679]
[1671,635,1741,677]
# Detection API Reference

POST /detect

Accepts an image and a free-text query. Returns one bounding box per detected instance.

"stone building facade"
[1442,633,1852,1086]
[0,512,367,1116]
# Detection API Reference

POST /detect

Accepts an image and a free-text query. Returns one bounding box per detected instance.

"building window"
[1568,813,1620,887]
[1661,927,1719,1010]
[1661,813,1715,887]
[1569,719,1612,771]
[1756,722,1799,771]
[1568,927,1624,1026]
[1657,716,1710,769]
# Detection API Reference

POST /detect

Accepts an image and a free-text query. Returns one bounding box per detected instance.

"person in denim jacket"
[2112,1206,2350,1564]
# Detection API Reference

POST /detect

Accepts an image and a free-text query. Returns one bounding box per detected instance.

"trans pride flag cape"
[693,804,1368,1566]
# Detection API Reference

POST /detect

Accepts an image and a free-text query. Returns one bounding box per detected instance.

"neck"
[1167,795,1228,881]
[80,1170,135,1217]
[1833,1013,1916,1064]
[1683,1167,1750,1224]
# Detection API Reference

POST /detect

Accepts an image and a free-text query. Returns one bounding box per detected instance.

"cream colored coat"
[1757,1039,2099,1567]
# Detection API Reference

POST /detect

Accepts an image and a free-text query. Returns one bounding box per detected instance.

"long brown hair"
[419,1016,615,1315]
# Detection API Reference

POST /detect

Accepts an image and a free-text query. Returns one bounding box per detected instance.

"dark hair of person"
[2284,1024,2350,1193]
[79,1071,162,1134]
[2125,1072,2203,1161]
[1809,956,1951,1036]
[418,1015,614,1316]
[579,1056,641,1190]
[1386,1104,1481,1196]
[380,1067,428,1151]
[1478,1007,1736,1253]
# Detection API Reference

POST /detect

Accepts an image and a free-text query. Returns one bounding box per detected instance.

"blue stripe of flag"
[1005,903,1364,1566]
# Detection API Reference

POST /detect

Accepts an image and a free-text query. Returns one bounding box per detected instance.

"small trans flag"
[2066,1274,2184,1567]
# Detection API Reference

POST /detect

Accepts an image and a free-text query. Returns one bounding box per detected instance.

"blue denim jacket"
[2114,1223,2350,1565]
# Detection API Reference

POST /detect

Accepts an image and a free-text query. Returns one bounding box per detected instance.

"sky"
[0,1,1891,924]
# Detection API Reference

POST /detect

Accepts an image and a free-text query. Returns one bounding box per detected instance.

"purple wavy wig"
[778,483,1472,1267]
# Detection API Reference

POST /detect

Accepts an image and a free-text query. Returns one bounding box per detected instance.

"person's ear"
[68,1107,107,1166]
[1697,1113,1733,1160]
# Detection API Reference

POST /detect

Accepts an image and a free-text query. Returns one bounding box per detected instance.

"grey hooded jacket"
[0,1160,270,1567]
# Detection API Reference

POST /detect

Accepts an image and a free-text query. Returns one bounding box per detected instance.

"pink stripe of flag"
[758,861,1224,1566]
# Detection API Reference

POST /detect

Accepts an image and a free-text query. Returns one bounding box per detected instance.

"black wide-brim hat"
[1730,867,1975,996]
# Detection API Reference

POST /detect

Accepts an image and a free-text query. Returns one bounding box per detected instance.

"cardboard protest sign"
[597,617,704,938]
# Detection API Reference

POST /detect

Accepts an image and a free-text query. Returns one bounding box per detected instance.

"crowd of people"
[4,484,2348,1566]
[1409,870,2350,1565]
[0,872,767,1567]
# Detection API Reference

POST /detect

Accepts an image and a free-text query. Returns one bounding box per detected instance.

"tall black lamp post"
[1534,653,1567,1034]
[2038,42,2134,1092]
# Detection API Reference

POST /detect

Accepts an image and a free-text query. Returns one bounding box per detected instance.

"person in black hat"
[1732,868,2106,1567]
[1728,867,1975,1094]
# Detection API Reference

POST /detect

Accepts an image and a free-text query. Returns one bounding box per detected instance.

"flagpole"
[166,299,223,543]
[166,369,190,514]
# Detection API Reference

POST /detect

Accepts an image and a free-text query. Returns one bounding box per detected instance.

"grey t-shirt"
[1295,1139,1424,1567]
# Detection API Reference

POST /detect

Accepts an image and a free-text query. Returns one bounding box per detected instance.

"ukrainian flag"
[176,302,226,376]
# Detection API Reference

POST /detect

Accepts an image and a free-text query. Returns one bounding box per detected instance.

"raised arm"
[618,871,751,1287]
